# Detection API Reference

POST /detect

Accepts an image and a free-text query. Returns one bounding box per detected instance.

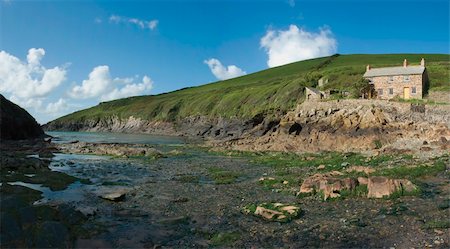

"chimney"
[366,65,370,71]
[420,58,425,67]
[403,59,408,68]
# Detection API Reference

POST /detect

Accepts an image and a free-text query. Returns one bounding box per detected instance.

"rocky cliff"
[0,94,45,140]
[216,99,450,155]
[44,99,450,155]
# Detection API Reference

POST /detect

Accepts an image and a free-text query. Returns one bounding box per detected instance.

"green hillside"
[52,54,449,124]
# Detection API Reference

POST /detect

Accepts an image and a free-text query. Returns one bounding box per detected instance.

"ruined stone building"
[363,58,428,100]
[305,87,327,101]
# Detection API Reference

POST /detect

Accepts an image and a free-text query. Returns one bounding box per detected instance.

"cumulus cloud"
[69,66,153,101]
[204,58,246,80]
[260,25,337,67]
[101,76,153,101]
[44,98,68,114]
[27,48,45,66]
[109,15,158,30]
[69,65,111,99]
[0,48,66,99]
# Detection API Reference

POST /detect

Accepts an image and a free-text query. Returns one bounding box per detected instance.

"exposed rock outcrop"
[56,141,164,158]
[366,176,416,198]
[299,172,417,200]
[44,99,450,156]
[218,100,450,156]
[299,171,357,200]
[0,94,44,140]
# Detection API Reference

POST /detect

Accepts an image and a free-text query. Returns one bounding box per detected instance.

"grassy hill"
[51,54,449,124]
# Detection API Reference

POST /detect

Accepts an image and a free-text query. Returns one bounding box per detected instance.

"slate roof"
[363,66,425,77]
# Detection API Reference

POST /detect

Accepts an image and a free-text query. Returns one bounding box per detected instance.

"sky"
[0,0,449,124]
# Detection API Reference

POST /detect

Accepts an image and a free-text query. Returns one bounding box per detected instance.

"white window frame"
[388,88,394,95]
[388,76,394,83]
[411,87,416,94]
[378,88,383,96]
[403,75,410,82]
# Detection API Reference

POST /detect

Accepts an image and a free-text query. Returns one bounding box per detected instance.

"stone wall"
[371,73,423,99]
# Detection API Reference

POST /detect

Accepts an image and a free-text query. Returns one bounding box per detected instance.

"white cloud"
[148,20,159,30]
[69,66,153,101]
[260,25,337,67]
[9,95,43,110]
[204,58,246,80]
[101,76,153,101]
[69,65,111,99]
[0,48,66,99]
[0,48,153,124]
[45,98,68,114]
[94,17,102,24]
[27,48,45,66]
[109,15,158,30]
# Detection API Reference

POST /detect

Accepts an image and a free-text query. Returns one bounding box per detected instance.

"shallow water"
[7,181,86,205]
[46,131,185,145]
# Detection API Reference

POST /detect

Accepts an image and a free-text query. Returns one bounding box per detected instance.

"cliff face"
[43,114,278,140]
[217,100,450,155]
[0,94,45,140]
[44,99,450,155]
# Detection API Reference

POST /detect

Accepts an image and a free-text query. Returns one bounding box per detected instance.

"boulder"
[367,176,396,198]
[366,177,416,198]
[96,188,128,201]
[299,172,356,200]
[243,203,301,222]
[254,206,283,220]
[357,177,368,185]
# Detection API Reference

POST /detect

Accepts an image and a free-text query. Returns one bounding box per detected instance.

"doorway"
[403,87,410,99]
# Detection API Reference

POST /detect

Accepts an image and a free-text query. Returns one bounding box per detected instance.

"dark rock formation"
[0,94,44,140]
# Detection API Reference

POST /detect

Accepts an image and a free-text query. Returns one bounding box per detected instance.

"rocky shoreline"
[45,99,450,157]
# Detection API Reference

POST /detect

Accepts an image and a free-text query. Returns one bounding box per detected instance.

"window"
[388,76,394,82]
[403,75,410,82]
[389,88,393,95]
[412,87,416,94]
[378,89,383,96]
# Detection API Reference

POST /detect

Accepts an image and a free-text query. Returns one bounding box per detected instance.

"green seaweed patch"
[242,202,301,222]
[210,231,241,247]
[208,167,241,184]
[379,203,411,216]
[375,159,446,180]
[177,175,201,183]
[438,199,450,210]
[383,186,421,200]
[339,184,369,199]
[258,177,280,189]
[424,220,450,229]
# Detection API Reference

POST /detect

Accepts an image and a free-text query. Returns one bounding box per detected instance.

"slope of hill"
[1,94,45,140]
[45,54,449,135]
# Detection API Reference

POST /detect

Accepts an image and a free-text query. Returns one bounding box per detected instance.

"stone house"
[305,87,327,101]
[363,58,428,100]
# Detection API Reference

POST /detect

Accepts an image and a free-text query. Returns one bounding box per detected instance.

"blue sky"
[0,0,449,123]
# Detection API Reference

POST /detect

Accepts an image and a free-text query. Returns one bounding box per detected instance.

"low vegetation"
[213,149,448,200]
[49,54,449,125]
[208,167,242,184]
